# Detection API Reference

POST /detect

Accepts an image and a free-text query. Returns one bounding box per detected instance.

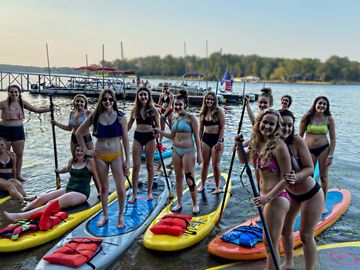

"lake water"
[0,82,359,269]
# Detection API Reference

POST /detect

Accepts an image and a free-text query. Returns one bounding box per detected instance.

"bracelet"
[328,155,333,159]
[218,138,224,143]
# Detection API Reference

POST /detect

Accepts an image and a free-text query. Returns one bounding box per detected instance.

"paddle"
[126,174,133,189]
[49,95,61,189]
[237,141,280,270]
[151,114,174,199]
[217,78,247,224]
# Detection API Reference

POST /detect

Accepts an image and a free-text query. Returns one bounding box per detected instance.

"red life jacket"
[43,238,103,268]
[150,213,191,236]
[0,212,68,240]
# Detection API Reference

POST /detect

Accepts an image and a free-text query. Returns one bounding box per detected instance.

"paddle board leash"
[49,95,61,189]
[217,71,247,225]
[152,118,174,199]
[238,141,280,270]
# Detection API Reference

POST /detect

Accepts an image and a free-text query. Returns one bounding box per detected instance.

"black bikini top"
[0,152,13,169]
[136,112,153,126]
[203,118,220,126]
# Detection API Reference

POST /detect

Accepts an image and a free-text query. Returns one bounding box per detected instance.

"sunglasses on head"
[102,97,114,102]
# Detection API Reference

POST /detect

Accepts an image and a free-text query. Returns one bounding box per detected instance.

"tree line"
[1,54,360,83]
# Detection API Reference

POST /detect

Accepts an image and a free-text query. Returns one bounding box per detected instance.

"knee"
[320,176,328,184]
[133,163,141,172]
[300,231,314,245]
[146,162,153,172]
[185,172,196,192]
[202,159,210,168]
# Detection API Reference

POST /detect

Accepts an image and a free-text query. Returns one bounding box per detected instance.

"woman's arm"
[23,100,51,113]
[55,159,72,174]
[199,116,204,141]
[120,115,130,173]
[152,107,160,128]
[190,114,202,164]
[245,98,255,126]
[53,112,73,131]
[327,116,336,166]
[294,136,314,181]
[75,113,93,153]
[127,109,135,131]
[299,114,307,138]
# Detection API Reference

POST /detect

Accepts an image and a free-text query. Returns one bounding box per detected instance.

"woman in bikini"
[155,89,202,214]
[52,94,93,154]
[155,82,174,145]
[197,91,225,193]
[280,109,324,270]
[0,85,51,181]
[246,87,273,126]
[0,137,28,200]
[299,96,335,212]
[76,89,130,228]
[236,109,291,270]
[128,87,159,203]
[280,95,292,111]
[4,144,97,222]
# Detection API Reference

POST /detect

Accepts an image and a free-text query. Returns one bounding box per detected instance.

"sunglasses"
[102,97,114,102]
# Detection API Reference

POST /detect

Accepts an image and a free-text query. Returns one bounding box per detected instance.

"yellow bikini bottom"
[96,152,122,164]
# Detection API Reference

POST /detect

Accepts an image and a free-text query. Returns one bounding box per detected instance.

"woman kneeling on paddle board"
[197,91,225,194]
[76,89,130,228]
[0,137,29,200]
[4,144,97,221]
[280,109,324,270]
[236,109,291,270]
[155,89,202,214]
[128,87,159,203]
[299,96,335,213]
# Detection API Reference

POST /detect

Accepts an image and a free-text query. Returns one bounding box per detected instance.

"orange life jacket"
[43,238,103,268]
[150,213,191,236]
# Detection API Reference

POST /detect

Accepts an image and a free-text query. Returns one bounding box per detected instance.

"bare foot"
[117,215,125,229]
[192,205,200,214]
[4,211,22,222]
[17,176,26,182]
[322,208,328,214]
[23,195,37,201]
[197,185,205,193]
[280,261,294,270]
[212,188,221,194]
[128,196,137,204]
[96,216,108,227]
[171,204,182,212]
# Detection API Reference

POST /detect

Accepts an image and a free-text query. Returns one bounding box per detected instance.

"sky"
[1,0,360,67]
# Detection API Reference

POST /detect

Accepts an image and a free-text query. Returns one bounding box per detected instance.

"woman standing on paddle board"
[155,82,174,145]
[197,91,225,193]
[52,94,93,154]
[128,87,159,203]
[76,89,130,228]
[4,144,97,221]
[0,137,29,200]
[155,89,202,214]
[299,96,335,212]
[0,85,51,182]
[236,109,291,270]
[246,88,273,125]
[280,109,324,270]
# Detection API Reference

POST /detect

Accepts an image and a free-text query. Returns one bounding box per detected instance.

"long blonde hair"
[199,91,219,122]
[248,109,283,164]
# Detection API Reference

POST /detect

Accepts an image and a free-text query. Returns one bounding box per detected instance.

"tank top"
[93,111,124,138]
[65,164,92,198]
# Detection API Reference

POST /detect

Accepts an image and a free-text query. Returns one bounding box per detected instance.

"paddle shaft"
[126,174,132,189]
[152,120,174,199]
[217,80,247,224]
[49,95,61,189]
[238,141,280,270]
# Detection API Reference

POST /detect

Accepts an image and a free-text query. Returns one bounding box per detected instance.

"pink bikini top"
[1,105,25,120]
[254,152,280,172]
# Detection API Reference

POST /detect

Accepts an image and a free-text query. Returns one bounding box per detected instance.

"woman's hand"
[234,133,244,143]
[325,156,333,167]
[197,151,203,165]
[253,195,271,207]
[123,160,130,176]
[84,149,99,157]
[285,170,297,185]
[215,142,223,151]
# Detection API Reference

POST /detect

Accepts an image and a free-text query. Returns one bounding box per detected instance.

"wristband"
[218,138,224,143]
[328,155,333,159]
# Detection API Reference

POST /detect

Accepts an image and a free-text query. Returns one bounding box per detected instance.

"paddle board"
[141,148,172,160]
[208,188,351,260]
[36,176,169,270]
[0,191,10,205]
[207,241,360,269]
[0,170,132,253]
[143,173,232,251]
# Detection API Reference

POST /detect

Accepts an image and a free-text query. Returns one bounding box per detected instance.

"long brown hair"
[7,85,24,113]
[131,87,155,120]
[199,91,219,122]
[301,96,331,128]
[92,89,119,134]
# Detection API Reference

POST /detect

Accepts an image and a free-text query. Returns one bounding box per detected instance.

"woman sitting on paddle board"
[4,144,97,221]
[197,91,225,194]
[280,109,324,270]
[128,87,159,203]
[0,137,29,200]
[155,82,174,145]
[299,96,335,212]
[52,94,93,154]
[236,109,291,270]
[76,89,130,228]
[246,87,273,126]
[0,85,51,182]
[155,89,202,214]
